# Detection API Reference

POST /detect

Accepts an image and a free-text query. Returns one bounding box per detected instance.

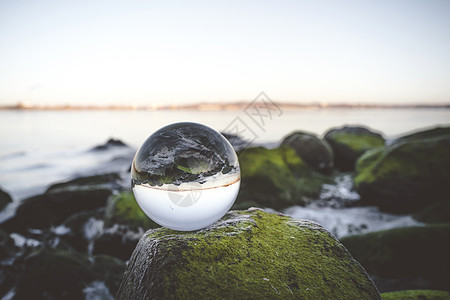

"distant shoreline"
[1,102,449,111]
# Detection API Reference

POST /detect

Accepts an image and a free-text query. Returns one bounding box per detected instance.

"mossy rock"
[13,248,125,300]
[341,224,450,291]
[234,146,331,210]
[0,187,12,211]
[396,126,450,142]
[354,132,450,213]
[104,190,159,230]
[324,126,385,171]
[381,289,450,300]
[281,131,334,173]
[117,208,381,299]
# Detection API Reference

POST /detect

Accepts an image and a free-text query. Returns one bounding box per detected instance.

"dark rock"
[0,174,120,233]
[89,191,160,260]
[12,248,124,300]
[381,289,450,300]
[324,126,385,171]
[0,187,12,211]
[341,224,450,292]
[61,208,106,253]
[354,132,450,213]
[414,201,450,224]
[117,208,381,299]
[396,126,450,142]
[234,146,331,210]
[90,138,128,151]
[281,131,334,173]
[93,224,143,261]
[46,173,122,193]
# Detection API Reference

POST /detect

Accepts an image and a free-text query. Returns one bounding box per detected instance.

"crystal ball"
[131,122,240,231]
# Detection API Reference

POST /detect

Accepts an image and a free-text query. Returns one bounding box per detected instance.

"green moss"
[381,289,450,300]
[119,209,381,299]
[104,191,159,230]
[354,135,450,213]
[341,224,450,290]
[330,132,385,154]
[397,126,450,141]
[235,146,331,209]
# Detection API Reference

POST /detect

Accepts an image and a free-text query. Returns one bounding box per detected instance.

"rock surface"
[234,146,331,209]
[0,188,12,211]
[381,289,450,300]
[90,138,128,151]
[281,131,333,173]
[0,174,120,233]
[324,126,385,171]
[341,224,450,292]
[11,248,124,300]
[117,208,380,299]
[354,129,450,213]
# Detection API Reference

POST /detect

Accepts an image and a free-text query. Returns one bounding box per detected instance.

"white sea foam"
[284,204,422,238]
[83,281,114,300]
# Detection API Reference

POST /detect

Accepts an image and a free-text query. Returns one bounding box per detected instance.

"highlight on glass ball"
[131,122,241,231]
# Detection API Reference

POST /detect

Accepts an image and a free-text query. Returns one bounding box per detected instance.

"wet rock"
[414,201,450,224]
[61,208,106,253]
[396,126,450,142]
[117,208,381,299]
[281,131,334,173]
[324,126,385,171]
[11,248,124,300]
[341,224,450,292]
[354,130,450,214]
[89,191,160,260]
[0,174,120,233]
[46,173,122,193]
[93,224,144,261]
[234,146,331,210]
[0,187,12,211]
[381,289,450,300]
[90,138,128,151]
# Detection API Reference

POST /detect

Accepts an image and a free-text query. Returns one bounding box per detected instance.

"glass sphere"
[131,122,240,231]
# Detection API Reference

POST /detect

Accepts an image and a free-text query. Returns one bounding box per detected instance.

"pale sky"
[1,0,450,106]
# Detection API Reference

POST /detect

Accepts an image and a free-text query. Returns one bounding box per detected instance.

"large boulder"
[354,131,450,213]
[341,224,450,292]
[10,248,124,300]
[234,146,331,210]
[396,126,450,142]
[324,126,385,171]
[0,187,12,211]
[0,174,120,233]
[117,208,381,299]
[281,131,333,173]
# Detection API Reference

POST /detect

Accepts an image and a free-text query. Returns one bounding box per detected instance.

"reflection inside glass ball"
[131,122,240,231]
